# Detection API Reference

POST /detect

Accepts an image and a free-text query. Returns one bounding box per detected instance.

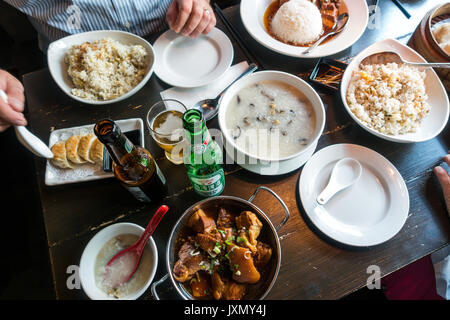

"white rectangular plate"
[45,118,145,186]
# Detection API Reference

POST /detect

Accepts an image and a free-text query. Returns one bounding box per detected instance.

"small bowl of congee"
[79,222,158,300]
[218,70,325,174]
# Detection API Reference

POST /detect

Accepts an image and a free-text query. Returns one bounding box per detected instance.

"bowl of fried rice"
[341,38,449,143]
[47,30,154,105]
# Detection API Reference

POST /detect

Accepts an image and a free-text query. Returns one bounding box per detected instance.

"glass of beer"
[146,99,187,165]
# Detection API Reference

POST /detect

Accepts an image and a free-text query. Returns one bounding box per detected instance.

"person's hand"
[0,70,26,132]
[434,153,450,214]
[166,0,216,38]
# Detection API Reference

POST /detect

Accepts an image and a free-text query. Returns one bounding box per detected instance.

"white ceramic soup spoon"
[317,158,362,205]
[0,89,53,159]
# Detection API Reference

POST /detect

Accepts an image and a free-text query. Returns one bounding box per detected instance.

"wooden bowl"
[408,3,450,91]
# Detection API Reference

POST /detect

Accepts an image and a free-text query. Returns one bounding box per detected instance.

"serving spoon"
[192,63,258,121]
[360,51,450,68]
[302,13,349,55]
[317,158,362,205]
[0,89,53,159]
[103,205,169,288]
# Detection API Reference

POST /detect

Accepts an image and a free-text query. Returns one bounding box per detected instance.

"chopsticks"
[391,0,411,19]
[309,58,347,91]
[213,3,265,70]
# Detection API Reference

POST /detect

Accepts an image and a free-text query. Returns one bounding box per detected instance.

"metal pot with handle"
[151,186,290,300]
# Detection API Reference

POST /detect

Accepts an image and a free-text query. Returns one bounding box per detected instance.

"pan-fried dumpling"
[89,138,104,164]
[65,135,86,164]
[51,141,74,169]
[78,134,96,163]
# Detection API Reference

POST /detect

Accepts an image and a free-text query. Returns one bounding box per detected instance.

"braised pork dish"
[172,207,273,300]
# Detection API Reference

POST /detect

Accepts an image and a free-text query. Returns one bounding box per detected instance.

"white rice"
[65,38,149,101]
[271,0,323,45]
[346,62,430,135]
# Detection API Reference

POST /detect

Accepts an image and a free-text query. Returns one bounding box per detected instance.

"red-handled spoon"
[103,205,169,288]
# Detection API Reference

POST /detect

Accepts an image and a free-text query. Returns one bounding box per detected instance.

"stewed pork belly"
[173,208,273,300]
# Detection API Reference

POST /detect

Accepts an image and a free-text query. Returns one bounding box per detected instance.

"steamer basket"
[408,3,450,91]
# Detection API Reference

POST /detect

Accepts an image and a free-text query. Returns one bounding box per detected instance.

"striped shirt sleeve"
[5,0,171,50]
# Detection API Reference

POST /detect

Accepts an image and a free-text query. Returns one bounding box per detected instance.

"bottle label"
[124,139,133,153]
[189,169,225,197]
[118,133,133,153]
[124,185,152,203]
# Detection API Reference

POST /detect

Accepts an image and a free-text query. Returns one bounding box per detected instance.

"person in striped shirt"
[0,0,216,131]
[5,0,217,51]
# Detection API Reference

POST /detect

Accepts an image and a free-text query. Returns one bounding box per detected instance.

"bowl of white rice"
[240,0,368,58]
[48,30,155,105]
[270,0,323,45]
[341,38,449,143]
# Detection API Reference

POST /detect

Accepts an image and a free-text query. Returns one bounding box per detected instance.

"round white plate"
[341,38,450,143]
[240,0,368,58]
[299,144,409,247]
[153,28,233,88]
[47,30,155,105]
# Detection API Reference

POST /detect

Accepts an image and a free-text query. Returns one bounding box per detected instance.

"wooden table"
[23,0,450,300]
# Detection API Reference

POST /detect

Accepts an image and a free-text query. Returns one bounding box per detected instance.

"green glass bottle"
[183,109,225,197]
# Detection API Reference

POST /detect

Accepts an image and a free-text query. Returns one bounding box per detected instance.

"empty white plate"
[153,28,233,88]
[299,144,409,247]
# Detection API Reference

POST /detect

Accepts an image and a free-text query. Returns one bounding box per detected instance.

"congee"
[225,80,316,159]
[94,233,153,299]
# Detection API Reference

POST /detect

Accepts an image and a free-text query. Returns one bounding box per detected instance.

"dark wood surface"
[22,1,450,300]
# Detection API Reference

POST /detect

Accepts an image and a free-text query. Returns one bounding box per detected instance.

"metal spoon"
[103,205,169,288]
[317,158,362,205]
[0,89,53,159]
[360,51,450,69]
[192,63,258,121]
[303,13,349,55]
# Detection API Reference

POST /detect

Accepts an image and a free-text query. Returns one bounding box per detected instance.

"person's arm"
[434,154,450,215]
[166,0,216,38]
[0,70,26,132]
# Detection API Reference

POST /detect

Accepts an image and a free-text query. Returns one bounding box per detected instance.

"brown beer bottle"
[94,119,167,203]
